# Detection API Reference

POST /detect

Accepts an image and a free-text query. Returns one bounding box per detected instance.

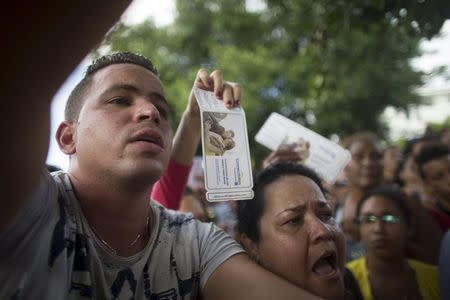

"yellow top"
[346,257,439,300]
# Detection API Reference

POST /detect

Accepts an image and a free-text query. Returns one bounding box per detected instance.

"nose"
[362,155,375,167]
[135,99,160,125]
[372,218,386,233]
[308,216,333,244]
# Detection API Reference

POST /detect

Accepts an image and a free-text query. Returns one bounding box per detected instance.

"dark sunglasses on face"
[356,214,401,224]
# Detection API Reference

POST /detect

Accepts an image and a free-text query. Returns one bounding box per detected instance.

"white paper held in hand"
[255,112,351,183]
[193,87,254,202]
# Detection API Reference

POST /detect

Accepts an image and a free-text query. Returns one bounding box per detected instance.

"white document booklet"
[194,87,254,202]
[255,112,351,183]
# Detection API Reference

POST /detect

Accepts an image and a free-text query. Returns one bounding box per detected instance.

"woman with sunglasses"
[347,186,439,299]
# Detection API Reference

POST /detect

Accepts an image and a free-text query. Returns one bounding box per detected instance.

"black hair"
[415,142,450,179]
[403,134,439,157]
[64,52,159,122]
[46,164,62,173]
[341,131,381,150]
[355,185,411,226]
[237,162,325,243]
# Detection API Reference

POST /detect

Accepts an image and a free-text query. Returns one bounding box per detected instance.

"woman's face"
[345,140,382,189]
[359,195,408,259]
[399,156,420,185]
[251,175,345,300]
[383,147,402,180]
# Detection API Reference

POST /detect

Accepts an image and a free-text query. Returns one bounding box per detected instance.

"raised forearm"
[0,0,132,232]
[171,109,202,165]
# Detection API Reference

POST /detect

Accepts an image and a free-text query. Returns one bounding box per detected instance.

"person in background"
[179,186,208,222]
[382,145,403,185]
[440,127,450,148]
[237,162,362,300]
[439,230,450,300]
[399,135,439,207]
[181,157,239,235]
[340,132,442,264]
[415,142,450,232]
[340,132,383,261]
[347,186,439,300]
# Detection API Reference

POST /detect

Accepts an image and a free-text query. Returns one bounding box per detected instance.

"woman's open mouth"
[312,250,339,279]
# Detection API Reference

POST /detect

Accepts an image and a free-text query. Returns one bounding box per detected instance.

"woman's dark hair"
[237,162,325,243]
[414,142,449,179]
[355,185,411,226]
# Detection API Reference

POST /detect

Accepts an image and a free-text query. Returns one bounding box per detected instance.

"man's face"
[71,63,173,183]
[422,155,450,202]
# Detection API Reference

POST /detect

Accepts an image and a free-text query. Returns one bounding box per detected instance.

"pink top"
[429,209,450,232]
[151,159,192,209]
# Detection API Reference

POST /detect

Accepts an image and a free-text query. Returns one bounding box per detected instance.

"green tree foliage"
[101,0,449,167]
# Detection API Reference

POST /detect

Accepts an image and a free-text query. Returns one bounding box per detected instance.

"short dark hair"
[64,52,159,122]
[237,162,325,243]
[403,134,439,157]
[355,185,411,226]
[415,142,450,179]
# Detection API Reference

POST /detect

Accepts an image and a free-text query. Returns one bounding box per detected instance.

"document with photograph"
[255,112,351,183]
[194,87,254,202]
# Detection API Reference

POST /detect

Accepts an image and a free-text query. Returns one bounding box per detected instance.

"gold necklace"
[90,215,150,255]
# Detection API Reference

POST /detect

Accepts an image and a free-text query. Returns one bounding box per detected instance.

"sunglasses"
[357,214,401,224]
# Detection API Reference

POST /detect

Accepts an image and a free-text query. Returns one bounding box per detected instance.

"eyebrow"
[277,199,331,215]
[277,204,306,216]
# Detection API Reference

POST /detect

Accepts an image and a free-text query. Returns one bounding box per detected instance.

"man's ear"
[239,233,261,263]
[56,121,76,155]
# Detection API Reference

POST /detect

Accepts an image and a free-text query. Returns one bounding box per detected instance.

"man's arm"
[0,0,131,231]
[203,253,323,300]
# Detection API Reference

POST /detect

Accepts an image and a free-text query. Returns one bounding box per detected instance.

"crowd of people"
[1,1,449,299]
[173,127,449,299]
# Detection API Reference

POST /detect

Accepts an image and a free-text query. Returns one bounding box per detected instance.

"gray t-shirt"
[0,171,244,299]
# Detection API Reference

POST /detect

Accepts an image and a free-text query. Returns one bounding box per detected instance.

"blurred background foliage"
[99,0,450,167]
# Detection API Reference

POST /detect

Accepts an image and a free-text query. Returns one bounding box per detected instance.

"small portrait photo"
[203,112,239,156]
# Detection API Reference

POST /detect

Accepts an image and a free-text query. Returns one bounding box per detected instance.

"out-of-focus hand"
[262,145,301,169]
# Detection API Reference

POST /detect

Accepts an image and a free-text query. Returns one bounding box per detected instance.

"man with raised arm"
[0,2,322,299]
